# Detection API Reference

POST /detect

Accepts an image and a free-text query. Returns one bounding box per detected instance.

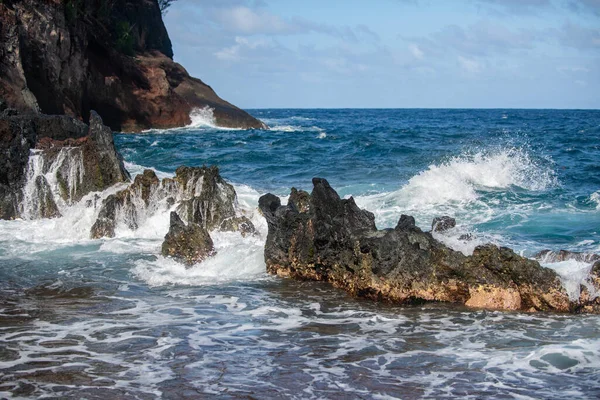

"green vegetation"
[158,0,177,15]
[64,0,83,23]
[115,20,134,56]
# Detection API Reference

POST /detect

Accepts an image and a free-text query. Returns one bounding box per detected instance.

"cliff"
[0,0,266,131]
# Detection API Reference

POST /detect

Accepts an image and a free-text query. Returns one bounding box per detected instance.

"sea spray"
[19,148,85,219]
[189,106,217,128]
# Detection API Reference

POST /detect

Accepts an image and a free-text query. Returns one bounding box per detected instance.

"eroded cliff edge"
[0,0,265,131]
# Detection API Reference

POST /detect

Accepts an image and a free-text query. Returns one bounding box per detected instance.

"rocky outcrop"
[0,109,129,219]
[162,211,215,267]
[432,216,456,232]
[0,0,265,131]
[90,166,256,238]
[258,178,600,313]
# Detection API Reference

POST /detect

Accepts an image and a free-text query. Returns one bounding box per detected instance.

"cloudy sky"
[164,0,600,109]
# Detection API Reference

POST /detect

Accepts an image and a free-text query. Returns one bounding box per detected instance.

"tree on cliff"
[158,0,177,15]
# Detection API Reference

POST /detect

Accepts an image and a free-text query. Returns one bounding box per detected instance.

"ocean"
[1,108,599,398]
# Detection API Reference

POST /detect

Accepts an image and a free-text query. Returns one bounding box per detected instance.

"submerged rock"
[162,212,215,267]
[432,216,456,232]
[90,166,255,238]
[259,178,599,313]
[0,110,129,220]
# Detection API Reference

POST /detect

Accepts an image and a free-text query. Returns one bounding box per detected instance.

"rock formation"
[431,216,456,232]
[258,178,600,313]
[90,166,256,239]
[0,0,265,131]
[0,109,129,219]
[162,211,215,267]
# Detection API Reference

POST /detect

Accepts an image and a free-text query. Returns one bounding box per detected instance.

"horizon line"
[245,106,600,111]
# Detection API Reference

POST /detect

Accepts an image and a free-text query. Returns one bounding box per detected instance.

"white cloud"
[557,65,591,73]
[409,43,424,59]
[458,56,482,73]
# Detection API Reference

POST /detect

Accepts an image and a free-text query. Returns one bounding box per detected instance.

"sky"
[163,0,600,109]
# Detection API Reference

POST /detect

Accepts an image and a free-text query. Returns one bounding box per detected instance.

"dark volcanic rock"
[0,0,265,131]
[90,166,256,238]
[162,212,215,267]
[258,178,599,313]
[432,216,456,232]
[0,110,129,219]
[90,169,160,238]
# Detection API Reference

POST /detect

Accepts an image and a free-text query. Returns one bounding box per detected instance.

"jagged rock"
[289,187,311,213]
[174,165,238,230]
[90,166,256,239]
[0,0,265,131]
[90,169,160,238]
[220,216,257,237]
[432,216,456,232]
[259,178,599,313]
[33,175,60,219]
[161,212,215,267]
[535,249,600,264]
[0,111,129,220]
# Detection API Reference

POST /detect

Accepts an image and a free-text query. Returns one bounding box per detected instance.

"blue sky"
[164,0,600,109]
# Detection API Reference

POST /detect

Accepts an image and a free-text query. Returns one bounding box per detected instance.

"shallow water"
[1,109,599,398]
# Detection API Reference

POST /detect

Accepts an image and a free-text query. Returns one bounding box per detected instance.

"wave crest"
[400,147,557,207]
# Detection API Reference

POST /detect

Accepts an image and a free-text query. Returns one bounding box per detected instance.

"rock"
[432,216,456,232]
[219,216,257,237]
[90,166,256,238]
[90,169,161,238]
[0,1,265,131]
[0,111,129,220]
[258,178,598,313]
[161,212,215,267]
[535,249,600,264]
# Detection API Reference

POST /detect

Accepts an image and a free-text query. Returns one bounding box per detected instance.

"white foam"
[590,191,600,210]
[188,106,218,128]
[123,161,172,180]
[400,148,556,208]
[542,260,597,301]
[269,125,325,133]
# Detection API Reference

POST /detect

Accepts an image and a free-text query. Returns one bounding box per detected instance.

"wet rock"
[259,178,598,313]
[432,216,456,232]
[535,249,600,264]
[90,169,161,238]
[161,212,215,267]
[90,166,255,239]
[0,111,129,219]
[33,175,60,219]
[219,216,257,237]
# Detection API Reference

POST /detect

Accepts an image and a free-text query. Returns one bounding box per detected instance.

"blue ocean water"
[1,109,599,399]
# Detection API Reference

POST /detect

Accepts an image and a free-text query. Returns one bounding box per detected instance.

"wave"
[354,147,559,253]
[268,124,325,133]
[401,147,557,207]
[188,106,218,128]
[591,191,600,210]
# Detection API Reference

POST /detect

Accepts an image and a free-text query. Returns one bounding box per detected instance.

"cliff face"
[0,0,265,131]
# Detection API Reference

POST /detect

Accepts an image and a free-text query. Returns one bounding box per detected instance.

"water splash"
[400,147,557,208]
[188,106,217,128]
[19,148,85,219]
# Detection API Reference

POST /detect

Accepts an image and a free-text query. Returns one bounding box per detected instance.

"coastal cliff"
[0,0,265,131]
